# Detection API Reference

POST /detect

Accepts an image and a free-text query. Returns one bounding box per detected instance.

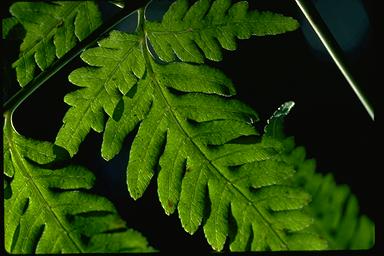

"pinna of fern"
[7,1,102,87]
[3,112,154,253]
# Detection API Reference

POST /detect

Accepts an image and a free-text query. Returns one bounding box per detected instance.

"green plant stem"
[3,0,148,115]
[295,0,374,121]
[295,0,375,120]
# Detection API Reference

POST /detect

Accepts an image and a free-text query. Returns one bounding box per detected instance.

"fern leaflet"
[145,0,299,63]
[3,113,154,253]
[56,24,326,250]
[55,31,146,156]
[2,17,20,40]
[8,1,102,86]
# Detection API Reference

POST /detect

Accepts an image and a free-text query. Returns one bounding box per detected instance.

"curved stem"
[3,0,148,115]
[295,0,374,121]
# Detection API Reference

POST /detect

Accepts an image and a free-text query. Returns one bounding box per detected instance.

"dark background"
[2,0,380,253]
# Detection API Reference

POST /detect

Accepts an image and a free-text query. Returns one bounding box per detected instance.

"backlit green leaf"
[145,0,299,63]
[9,1,102,86]
[3,113,154,254]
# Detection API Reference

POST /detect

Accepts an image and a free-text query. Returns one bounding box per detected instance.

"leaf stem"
[295,0,374,121]
[3,0,148,115]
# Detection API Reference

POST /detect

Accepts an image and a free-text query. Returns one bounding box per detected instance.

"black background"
[2,0,381,253]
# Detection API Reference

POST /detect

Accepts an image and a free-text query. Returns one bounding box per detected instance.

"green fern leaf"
[9,1,102,86]
[145,0,299,63]
[56,26,325,250]
[3,113,154,254]
[287,144,375,249]
[55,31,146,157]
[2,17,20,40]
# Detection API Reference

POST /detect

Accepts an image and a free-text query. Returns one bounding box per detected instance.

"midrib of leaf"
[4,113,84,253]
[147,20,288,35]
[64,42,140,148]
[140,12,287,248]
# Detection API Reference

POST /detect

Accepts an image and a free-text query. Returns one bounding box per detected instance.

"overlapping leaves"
[8,1,101,86]
[3,113,153,253]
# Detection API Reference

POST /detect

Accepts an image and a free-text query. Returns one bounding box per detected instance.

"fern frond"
[9,1,102,86]
[145,0,299,63]
[56,27,325,250]
[286,144,375,249]
[54,1,320,250]
[3,113,154,254]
